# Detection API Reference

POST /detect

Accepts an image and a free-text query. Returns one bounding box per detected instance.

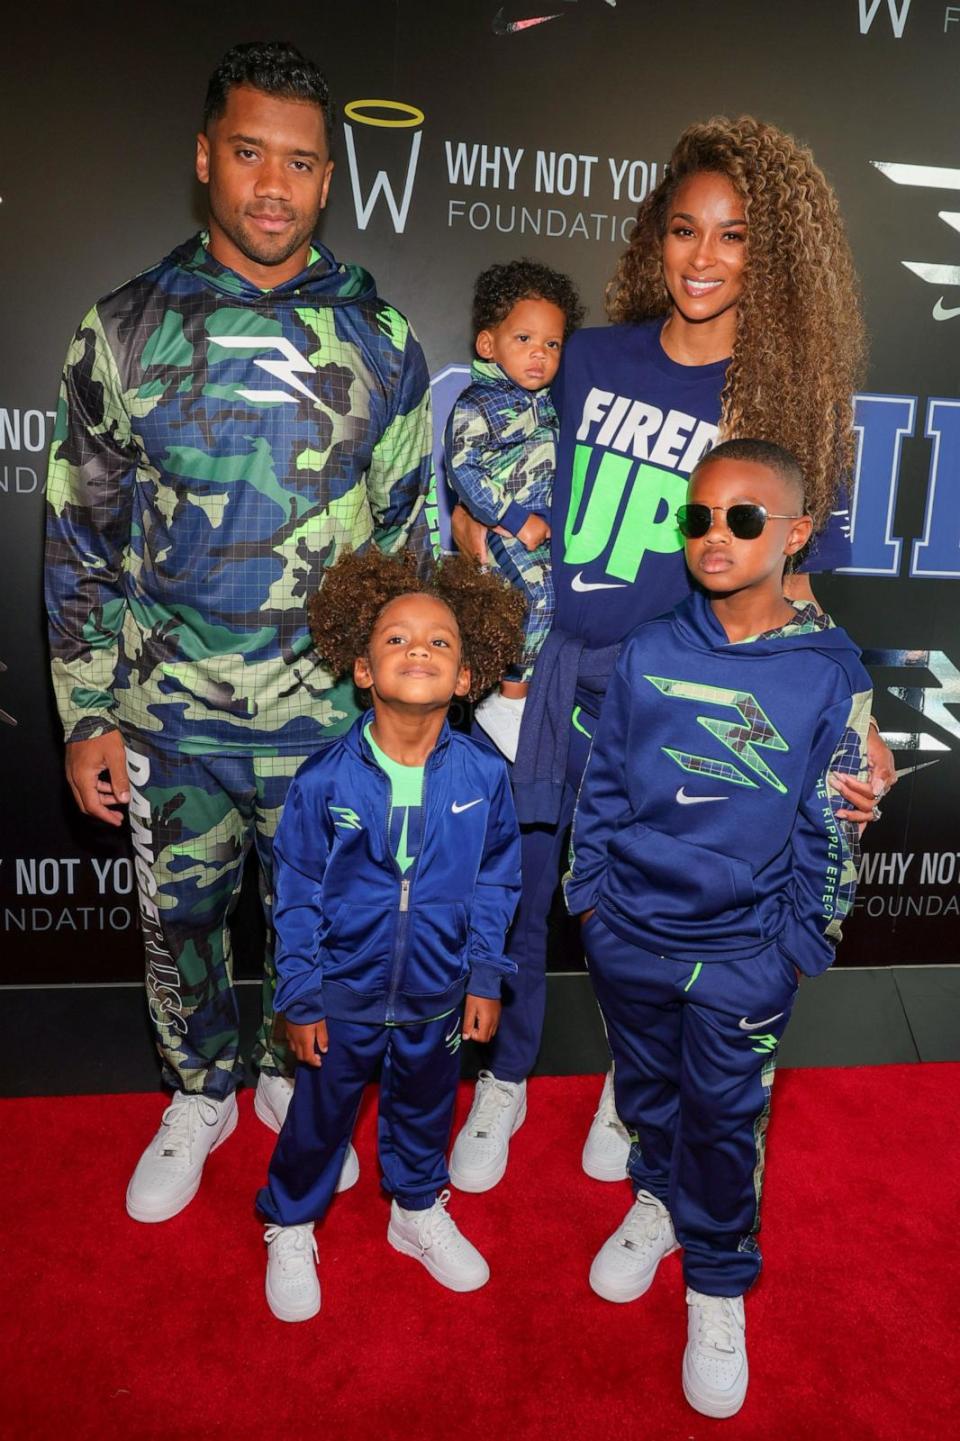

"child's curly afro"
[307,549,527,703]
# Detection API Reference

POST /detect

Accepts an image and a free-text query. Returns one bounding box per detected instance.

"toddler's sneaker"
[581,1066,630,1181]
[449,1071,526,1192]
[473,691,525,763]
[254,1071,360,1193]
[125,1090,238,1223]
[387,1189,489,1292]
[589,1189,678,1302]
[682,1289,748,1418]
[264,1223,321,1322]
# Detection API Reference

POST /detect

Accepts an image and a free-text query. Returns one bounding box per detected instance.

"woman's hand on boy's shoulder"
[462,994,501,1044]
[284,1018,329,1068]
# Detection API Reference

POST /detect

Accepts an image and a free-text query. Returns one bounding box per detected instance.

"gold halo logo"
[344,99,425,130]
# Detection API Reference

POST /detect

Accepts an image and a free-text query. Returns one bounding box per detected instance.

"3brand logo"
[207,334,317,406]
[644,676,790,794]
[871,161,960,322]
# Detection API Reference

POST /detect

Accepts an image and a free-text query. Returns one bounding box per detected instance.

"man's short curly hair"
[307,549,527,703]
[472,259,585,340]
[203,40,335,137]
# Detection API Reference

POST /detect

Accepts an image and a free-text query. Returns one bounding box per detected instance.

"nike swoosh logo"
[570,571,628,592]
[676,787,728,805]
[932,297,960,321]
[893,758,942,780]
[451,799,483,814]
[493,7,561,34]
[738,1012,785,1031]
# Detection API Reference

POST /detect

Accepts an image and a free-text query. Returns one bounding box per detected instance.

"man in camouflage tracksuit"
[44,42,437,1223]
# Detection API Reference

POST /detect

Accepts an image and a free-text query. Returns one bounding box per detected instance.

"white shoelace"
[414,1190,462,1252]
[467,1072,517,1138]
[594,1074,628,1135]
[619,1191,669,1250]
[692,1294,743,1354]
[157,1095,222,1160]
[264,1225,318,1274]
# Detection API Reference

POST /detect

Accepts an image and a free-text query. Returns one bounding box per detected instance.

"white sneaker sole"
[254,1087,360,1195]
[265,1271,321,1323]
[125,1100,239,1224]
[682,1353,748,1418]
[448,1093,527,1194]
[386,1222,490,1293]
[588,1238,679,1303]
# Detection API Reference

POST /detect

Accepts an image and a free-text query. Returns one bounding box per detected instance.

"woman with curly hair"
[449,115,894,1195]
[255,549,526,1320]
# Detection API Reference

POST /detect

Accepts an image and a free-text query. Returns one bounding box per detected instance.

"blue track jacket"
[565,594,872,976]
[273,716,521,1025]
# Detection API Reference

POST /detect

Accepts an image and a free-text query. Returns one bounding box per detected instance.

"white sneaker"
[264,1223,321,1322]
[582,1067,631,1182]
[473,691,525,763]
[449,1071,526,1192]
[125,1090,238,1223]
[589,1189,678,1303]
[387,1189,489,1292]
[254,1071,360,1194]
[682,1289,748,1418]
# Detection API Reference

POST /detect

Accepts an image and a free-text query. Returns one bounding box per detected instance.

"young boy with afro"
[256,549,526,1322]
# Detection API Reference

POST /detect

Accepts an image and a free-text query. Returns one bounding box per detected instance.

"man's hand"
[65,731,130,827]
[285,1018,329,1068]
[516,514,551,552]
[580,908,596,927]
[462,994,501,1044]
[451,503,490,564]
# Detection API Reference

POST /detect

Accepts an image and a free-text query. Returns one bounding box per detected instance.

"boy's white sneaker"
[387,1189,489,1292]
[682,1289,748,1418]
[473,692,525,763]
[582,1066,631,1181]
[449,1071,526,1192]
[264,1223,321,1322]
[254,1071,360,1193]
[125,1090,238,1223]
[589,1189,678,1302]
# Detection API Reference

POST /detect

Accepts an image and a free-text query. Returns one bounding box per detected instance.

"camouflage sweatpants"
[486,531,553,681]
[124,733,311,1098]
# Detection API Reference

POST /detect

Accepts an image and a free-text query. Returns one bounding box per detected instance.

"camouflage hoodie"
[45,234,436,754]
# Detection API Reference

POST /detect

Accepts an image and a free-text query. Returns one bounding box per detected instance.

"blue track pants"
[584,914,799,1296]
[257,1010,463,1226]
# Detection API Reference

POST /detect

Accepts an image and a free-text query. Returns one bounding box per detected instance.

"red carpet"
[2,1066,956,1440]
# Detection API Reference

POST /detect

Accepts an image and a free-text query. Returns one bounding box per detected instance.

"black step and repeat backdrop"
[1,0,958,984]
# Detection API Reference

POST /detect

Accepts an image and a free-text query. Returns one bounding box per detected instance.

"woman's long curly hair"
[606,116,866,534]
[307,549,526,704]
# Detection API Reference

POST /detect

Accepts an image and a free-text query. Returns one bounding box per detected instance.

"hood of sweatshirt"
[169,232,377,306]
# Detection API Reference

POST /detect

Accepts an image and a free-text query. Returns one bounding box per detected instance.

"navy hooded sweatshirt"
[565,593,872,976]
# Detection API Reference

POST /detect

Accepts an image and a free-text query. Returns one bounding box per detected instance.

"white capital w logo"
[858,0,912,37]
[344,126,422,234]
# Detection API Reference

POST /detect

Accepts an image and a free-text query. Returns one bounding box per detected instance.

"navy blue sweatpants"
[584,914,799,1296]
[257,1011,463,1226]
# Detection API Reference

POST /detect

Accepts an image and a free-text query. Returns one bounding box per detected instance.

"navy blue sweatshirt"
[273,716,521,1025]
[565,594,872,976]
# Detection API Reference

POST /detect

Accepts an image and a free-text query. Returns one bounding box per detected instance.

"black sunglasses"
[676,503,804,540]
